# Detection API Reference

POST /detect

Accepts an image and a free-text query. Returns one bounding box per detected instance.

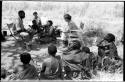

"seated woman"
[62,40,84,79]
[81,47,98,79]
[39,20,56,43]
[40,44,62,80]
[9,53,38,80]
[97,33,122,70]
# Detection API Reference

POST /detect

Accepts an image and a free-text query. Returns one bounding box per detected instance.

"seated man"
[9,53,38,80]
[40,44,62,80]
[13,10,27,35]
[97,33,121,70]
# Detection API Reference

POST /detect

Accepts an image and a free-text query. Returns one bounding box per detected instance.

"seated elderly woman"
[62,40,84,79]
[81,47,98,79]
[62,40,98,79]
[9,53,38,80]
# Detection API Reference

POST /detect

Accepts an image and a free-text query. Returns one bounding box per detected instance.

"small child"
[97,33,121,70]
[31,20,39,32]
[81,46,97,79]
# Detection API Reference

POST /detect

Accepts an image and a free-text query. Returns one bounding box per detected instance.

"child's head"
[47,20,53,26]
[104,33,115,42]
[48,44,57,57]
[20,52,31,64]
[69,40,81,50]
[82,46,90,54]
[64,14,72,22]
[18,10,25,19]
[32,20,37,25]
[33,12,38,17]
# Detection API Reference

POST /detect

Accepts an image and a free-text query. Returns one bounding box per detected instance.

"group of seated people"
[1,33,123,80]
[12,10,60,44]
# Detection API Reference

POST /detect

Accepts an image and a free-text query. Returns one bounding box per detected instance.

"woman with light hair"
[61,14,79,48]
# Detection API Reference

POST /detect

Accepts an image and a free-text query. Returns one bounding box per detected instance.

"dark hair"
[82,46,90,53]
[104,33,115,42]
[18,10,25,18]
[69,40,81,50]
[47,20,53,26]
[48,44,57,57]
[20,52,31,64]
[32,20,37,25]
[33,12,38,15]
[64,14,72,20]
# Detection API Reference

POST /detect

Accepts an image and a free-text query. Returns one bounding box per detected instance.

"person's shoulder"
[70,20,77,25]
[43,57,51,63]
[38,16,41,20]
[29,64,37,69]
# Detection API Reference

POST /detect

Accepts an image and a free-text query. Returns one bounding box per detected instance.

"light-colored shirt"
[33,16,42,26]
[61,20,79,40]
[13,17,25,32]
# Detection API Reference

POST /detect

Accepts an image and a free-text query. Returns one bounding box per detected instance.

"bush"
[78,27,105,47]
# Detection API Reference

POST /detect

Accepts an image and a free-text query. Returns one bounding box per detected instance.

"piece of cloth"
[12,64,38,80]
[62,50,87,71]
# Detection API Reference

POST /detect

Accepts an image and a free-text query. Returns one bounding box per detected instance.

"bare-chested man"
[13,10,27,35]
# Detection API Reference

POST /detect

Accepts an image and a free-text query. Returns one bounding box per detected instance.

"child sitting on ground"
[81,46,98,79]
[40,44,62,80]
